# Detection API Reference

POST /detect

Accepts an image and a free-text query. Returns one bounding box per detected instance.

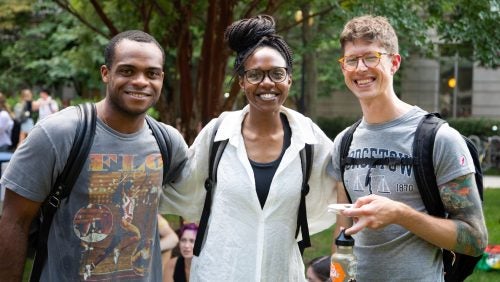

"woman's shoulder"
[166,256,179,269]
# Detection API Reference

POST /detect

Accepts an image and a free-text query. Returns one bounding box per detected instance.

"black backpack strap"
[145,115,174,185]
[464,137,484,201]
[193,117,228,256]
[413,113,484,281]
[412,113,446,217]
[30,103,96,282]
[340,119,362,203]
[296,143,313,255]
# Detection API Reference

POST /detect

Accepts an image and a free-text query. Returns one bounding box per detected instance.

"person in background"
[13,88,35,146]
[306,256,330,282]
[157,214,179,279]
[0,30,188,281]
[0,92,14,152]
[163,223,198,282]
[330,15,487,281]
[162,15,336,281]
[33,88,59,122]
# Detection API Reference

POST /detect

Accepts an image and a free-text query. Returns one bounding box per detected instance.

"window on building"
[439,45,473,118]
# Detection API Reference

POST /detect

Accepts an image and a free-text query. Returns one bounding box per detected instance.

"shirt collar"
[214,105,318,146]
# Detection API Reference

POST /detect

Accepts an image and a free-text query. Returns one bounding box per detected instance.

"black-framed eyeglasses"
[338,51,393,71]
[243,67,288,85]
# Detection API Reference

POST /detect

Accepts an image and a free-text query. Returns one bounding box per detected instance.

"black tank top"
[173,256,187,282]
[249,113,291,208]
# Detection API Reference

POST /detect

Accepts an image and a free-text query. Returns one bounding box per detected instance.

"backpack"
[9,119,21,151]
[339,112,483,282]
[29,102,180,281]
[14,102,31,124]
[193,116,314,256]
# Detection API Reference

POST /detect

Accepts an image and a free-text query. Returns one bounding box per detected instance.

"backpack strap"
[145,115,176,185]
[413,113,485,281]
[193,117,228,256]
[464,137,484,201]
[412,113,446,217]
[339,119,362,203]
[296,143,313,255]
[30,103,96,282]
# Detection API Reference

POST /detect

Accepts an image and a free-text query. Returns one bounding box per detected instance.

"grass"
[22,190,500,281]
[303,189,500,281]
[484,167,500,176]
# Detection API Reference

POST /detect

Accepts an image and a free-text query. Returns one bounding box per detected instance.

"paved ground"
[484,175,500,189]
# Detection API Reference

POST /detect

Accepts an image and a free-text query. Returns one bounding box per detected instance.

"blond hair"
[340,15,399,54]
[21,88,33,100]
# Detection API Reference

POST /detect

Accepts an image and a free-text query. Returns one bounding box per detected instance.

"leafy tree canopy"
[0,0,497,140]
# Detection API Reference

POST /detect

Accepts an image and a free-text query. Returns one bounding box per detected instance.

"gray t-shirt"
[1,105,187,281]
[330,106,475,281]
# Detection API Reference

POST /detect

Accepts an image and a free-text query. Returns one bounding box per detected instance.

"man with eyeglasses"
[328,15,487,281]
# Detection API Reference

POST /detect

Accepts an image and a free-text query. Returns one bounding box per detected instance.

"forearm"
[396,204,457,251]
[439,174,488,255]
[0,190,42,280]
[398,174,487,256]
[396,203,485,256]
[160,235,179,252]
[0,219,29,280]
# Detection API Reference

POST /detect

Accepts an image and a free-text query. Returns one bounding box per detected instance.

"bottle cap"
[336,229,355,246]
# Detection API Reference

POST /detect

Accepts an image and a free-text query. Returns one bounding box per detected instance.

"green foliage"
[448,118,500,137]
[432,0,500,68]
[317,116,500,141]
[0,1,104,95]
[317,116,361,140]
[1,0,498,133]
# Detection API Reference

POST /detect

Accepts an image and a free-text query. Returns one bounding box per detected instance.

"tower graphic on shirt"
[351,173,391,195]
[72,153,162,280]
[371,175,391,194]
[352,174,365,192]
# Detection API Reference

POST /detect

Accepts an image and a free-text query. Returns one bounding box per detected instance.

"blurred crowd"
[0,88,59,152]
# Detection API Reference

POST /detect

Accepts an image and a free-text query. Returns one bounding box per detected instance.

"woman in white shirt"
[0,93,14,152]
[162,15,336,282]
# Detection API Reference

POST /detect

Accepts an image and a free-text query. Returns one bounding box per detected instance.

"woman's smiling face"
[239,46,292,114]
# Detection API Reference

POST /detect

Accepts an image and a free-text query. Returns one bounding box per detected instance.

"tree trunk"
[300,4,317,120]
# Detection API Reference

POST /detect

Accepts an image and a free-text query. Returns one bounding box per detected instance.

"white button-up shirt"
[161,105,336,281]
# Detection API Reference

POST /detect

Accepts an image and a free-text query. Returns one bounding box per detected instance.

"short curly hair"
[104,30,165,69]
[340,15,399,55]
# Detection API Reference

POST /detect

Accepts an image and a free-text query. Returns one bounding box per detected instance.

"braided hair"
[224,15,293,76]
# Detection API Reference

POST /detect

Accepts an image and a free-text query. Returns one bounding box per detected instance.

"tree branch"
[150,0,167,17]
[89,0,120,37]
[53,0,109,38]
[277,5,336,33]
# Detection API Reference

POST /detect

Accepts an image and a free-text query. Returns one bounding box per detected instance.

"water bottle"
[330,229,357,282]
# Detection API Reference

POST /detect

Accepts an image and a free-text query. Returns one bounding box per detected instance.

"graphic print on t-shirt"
[344,146,413,197]
[73,152,162,280]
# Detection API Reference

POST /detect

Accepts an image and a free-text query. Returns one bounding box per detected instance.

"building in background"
[317,49,500,119]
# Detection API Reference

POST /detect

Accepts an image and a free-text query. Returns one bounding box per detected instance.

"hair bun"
[224,15,276,54]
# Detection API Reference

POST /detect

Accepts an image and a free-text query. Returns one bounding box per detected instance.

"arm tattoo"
[439,174,487,256]
[439,175,477,213]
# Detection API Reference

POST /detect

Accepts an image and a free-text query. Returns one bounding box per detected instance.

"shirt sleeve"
[304,121,337,236]
[0,110,78,202]
[159,118,218,222]
[433,123,475,186]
